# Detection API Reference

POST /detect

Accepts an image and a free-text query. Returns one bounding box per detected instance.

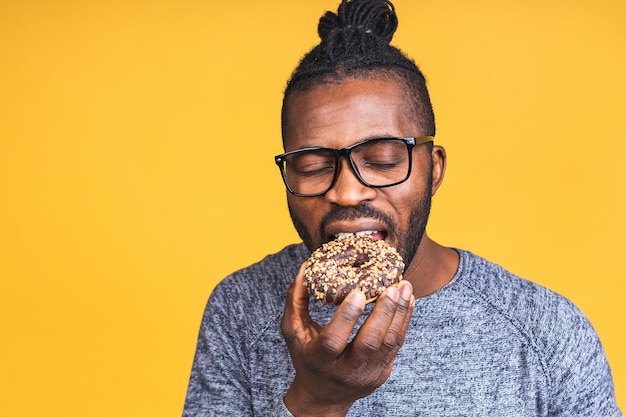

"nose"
[324,158,377,206]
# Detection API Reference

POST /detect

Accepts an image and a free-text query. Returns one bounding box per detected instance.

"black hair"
[281,0,435,141]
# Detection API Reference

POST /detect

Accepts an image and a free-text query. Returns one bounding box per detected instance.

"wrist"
[284,382,353,417]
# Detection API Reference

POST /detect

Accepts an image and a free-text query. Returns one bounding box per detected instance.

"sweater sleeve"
[543,297,621,416]
[182,284,292,417]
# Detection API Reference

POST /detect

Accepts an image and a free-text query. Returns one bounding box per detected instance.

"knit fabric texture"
[183,244,621,416]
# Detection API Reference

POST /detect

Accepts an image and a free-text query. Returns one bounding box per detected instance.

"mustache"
[319,203,396,238]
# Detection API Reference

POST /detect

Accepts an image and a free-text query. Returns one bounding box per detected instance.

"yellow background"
[1,0,624,415]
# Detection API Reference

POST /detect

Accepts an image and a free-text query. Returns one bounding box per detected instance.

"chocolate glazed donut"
[303,235,405,305]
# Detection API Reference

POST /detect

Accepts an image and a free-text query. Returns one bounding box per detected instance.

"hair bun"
[317,0,398,44]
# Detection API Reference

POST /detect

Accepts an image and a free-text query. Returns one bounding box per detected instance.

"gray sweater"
[183,244,621,416]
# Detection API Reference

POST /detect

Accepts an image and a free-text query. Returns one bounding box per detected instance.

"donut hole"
[352,252,368,268]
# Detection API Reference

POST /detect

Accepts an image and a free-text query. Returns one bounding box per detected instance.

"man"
[183,0,621,415]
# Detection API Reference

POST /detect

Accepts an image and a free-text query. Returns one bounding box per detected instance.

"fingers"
[282,272,414,406]
[314,291,366,361]
[283,265,413,376]
[281,263,312,345]
[352,281,414,360]
[289,263,311,319]
[282,266,367,375]
[382,281,414,348]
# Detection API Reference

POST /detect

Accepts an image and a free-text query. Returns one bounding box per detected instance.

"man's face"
[282,77,437,268]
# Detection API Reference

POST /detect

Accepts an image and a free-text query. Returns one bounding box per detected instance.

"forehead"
[283,77,420,151]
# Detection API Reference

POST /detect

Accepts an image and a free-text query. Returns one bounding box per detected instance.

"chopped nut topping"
[303,235,404,305]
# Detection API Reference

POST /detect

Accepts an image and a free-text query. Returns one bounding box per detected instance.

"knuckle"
[318,333,345,354]
[338,297,365,320]
[357,334,382,354]
[354,361,392,388]
[395,299,410,315]
[382,329,403,349]
[338,306,362,322]
[375,297,398,319]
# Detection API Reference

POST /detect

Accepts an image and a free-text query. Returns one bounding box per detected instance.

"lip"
[324,220,388,243]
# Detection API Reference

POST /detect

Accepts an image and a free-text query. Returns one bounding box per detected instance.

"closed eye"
[363,161,401,171]
[294,163,335,177]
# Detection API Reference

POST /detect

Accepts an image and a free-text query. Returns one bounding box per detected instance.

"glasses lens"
[282,149,336,195]
[351,139,411,186]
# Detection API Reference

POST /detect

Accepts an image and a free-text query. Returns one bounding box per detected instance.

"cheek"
[391,190,418,220]
[287,196,322,229]
[390,174,431,220]
[287,196,328,251]
[400,166,430,198]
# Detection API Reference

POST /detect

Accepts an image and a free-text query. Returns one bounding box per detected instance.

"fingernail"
[399,282,412,302]
[386,286,399,302]
[349,291,366,307]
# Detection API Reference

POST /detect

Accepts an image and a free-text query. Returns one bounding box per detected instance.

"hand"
[280,265,415,417]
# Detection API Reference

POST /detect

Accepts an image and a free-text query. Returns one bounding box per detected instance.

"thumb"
[281,262,313,344]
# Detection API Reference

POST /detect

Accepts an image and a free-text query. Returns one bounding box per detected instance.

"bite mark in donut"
[303,235,405,305]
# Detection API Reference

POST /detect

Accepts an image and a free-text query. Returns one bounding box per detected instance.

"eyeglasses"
[275,136,433,197]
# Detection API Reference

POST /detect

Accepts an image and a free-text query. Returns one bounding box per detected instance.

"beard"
[288,179,432,270]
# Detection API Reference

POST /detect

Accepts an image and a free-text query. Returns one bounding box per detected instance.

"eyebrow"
[289,133,405,150]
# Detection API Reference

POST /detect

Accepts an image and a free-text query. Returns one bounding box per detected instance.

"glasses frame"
[275,136,434,197]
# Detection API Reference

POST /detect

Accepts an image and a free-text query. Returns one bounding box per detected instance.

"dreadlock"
[281,0,435,141]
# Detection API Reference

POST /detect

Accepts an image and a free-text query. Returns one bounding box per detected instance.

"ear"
[430,145,446,196]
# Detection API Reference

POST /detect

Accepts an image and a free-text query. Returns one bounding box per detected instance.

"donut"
[303,235,405,305]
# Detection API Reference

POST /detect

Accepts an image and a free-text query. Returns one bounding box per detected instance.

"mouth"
[324,220,389,244]
[333,230,387,240]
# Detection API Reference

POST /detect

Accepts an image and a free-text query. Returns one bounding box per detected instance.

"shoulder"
[204,243,309,337]
[210,243,309,308]
[456,250,591,342]
[457,250,571,313]
[456,250,586,329]
[455,251,615,395]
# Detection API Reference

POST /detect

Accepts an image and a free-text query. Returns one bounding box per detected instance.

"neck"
[403,234,459,299]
